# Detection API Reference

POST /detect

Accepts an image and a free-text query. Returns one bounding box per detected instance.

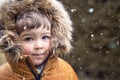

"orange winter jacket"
[0,55,79,80]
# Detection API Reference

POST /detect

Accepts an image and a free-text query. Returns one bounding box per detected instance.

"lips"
[32,53,45,55]
[32,53,45,56]
[31,53,46,58]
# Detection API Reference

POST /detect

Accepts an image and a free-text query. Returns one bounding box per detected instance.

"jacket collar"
[8,54,57,79]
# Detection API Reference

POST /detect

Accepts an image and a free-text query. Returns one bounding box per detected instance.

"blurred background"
[60,0,120,80]
[0,0,120,80]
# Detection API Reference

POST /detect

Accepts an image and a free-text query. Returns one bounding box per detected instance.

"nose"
[34,40,43,50]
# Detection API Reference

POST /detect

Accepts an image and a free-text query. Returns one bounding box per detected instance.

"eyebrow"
[20,33,34,38]
[20,32,51,38]
[41,32,51,35]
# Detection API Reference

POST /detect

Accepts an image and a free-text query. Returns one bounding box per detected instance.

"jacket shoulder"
[0,63,13,79]
[57,58,79,80]
[0,63,11,72]
[57,58,72,68]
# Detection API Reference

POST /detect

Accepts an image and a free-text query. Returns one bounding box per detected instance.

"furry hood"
[0,0,73,55]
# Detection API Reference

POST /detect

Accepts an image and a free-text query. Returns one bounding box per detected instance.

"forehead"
[31,25,51,33]
[20,25,51,36]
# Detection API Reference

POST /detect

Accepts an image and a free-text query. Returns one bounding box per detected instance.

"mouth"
[32,53,45,55]
[31,53,46,58]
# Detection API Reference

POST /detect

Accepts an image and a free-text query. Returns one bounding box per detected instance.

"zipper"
[24,54,50,80]
[25,57,40,80]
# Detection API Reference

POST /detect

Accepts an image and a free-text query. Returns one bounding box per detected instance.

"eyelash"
[23,36,51,42]
[24,37,33,42]
[42,36,51,40]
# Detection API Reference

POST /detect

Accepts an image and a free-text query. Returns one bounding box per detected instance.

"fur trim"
[0,0,73,55]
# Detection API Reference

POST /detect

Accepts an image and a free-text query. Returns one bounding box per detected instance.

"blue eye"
[42,36,50,40]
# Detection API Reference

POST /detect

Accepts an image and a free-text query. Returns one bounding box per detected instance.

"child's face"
[19,26,51,65]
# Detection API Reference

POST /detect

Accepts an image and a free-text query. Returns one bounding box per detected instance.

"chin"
[33,60,44,65]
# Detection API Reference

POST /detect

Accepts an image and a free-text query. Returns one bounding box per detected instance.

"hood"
[0,0,73,55]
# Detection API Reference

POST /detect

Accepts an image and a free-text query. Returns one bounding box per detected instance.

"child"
[0,0,79,80]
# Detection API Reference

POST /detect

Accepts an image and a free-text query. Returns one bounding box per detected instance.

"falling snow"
[61,0,120,80]
[0,0,119,80]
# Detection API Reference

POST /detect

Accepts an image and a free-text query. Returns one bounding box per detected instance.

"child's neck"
[35,53,52,73]
[35,64,45,73]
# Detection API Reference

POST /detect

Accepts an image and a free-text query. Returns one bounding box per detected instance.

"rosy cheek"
[22,44,32,55]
